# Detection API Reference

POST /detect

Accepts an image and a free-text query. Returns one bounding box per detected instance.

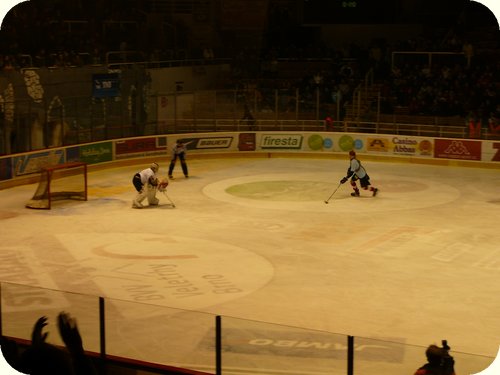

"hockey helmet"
[349,150,356,157]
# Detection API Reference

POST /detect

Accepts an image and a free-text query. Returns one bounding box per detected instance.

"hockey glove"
[158,179,169,192]
[340,177,348,184]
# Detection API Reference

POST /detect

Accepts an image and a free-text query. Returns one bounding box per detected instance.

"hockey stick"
[161,190,176,208]
[324,182,342,204]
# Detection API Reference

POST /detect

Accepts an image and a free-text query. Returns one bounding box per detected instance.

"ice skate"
[351,191,360,197]
[148,195,160,206]
[372,188,378,197]
[132,200,143,208]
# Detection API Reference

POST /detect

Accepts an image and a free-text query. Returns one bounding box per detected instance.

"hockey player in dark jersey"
[340,150,378,197]
[168,140,189,179]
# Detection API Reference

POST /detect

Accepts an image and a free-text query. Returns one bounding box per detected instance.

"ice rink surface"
[0,155,499,363]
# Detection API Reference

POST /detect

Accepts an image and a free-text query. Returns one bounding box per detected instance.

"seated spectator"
[2,56,15,71]
[203,46,214,60]
[489,112,500,135]
[324,115,334,131]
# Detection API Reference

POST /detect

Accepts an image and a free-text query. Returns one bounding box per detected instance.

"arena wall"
[1,132,499,190]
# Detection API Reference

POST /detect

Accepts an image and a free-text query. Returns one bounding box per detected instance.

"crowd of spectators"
[370,21,499,124]
[0,0,498,129]
[216,1,499,126]
[0,0,146,69]
[379,60,500,119]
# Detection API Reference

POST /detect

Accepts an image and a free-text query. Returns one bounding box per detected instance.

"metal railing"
[0,282,495,375]
[2,89,497,156]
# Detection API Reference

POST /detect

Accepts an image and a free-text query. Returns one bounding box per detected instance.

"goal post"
[26,162,88,209]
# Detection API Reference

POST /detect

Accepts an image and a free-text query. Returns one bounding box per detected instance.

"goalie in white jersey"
[340,150,378,197]
[132,162,168,208]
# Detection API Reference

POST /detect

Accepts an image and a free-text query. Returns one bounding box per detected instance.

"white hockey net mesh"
[26,162,87,209]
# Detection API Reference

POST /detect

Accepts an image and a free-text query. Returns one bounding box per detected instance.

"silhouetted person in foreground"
[414,341,456,375]
[2,312,96,375]
[57,311,97,375]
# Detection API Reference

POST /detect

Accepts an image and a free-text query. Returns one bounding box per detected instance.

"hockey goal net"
[26,162,88,209]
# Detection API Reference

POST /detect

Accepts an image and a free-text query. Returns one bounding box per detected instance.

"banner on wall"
[434,139,481,161]
[254,133,334,152]
[12,150,65,177]
[238,133,256,151]
[171,135,235,152]
[1,133,499,188]
[92,73,120,98]
[486,141,500,162]
[365,136,434,157]
[115,137,167,159]
[67,142,113,164]
[259,134,303,150]
[366,137,391,153]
